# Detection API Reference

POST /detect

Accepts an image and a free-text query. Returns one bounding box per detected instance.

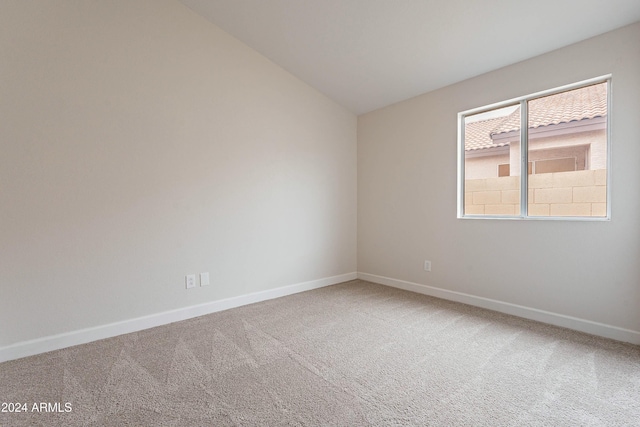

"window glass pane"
[464,105,520,216]
[527,83,607,217]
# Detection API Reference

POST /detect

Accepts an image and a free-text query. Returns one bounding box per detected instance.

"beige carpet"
[1,280,639,426]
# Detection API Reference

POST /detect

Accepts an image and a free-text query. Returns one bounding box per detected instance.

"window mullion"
[457,115,465,217]
[520,100,528,217]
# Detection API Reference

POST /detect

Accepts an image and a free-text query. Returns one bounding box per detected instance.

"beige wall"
[358,23,640,332]
[0,0,357,347]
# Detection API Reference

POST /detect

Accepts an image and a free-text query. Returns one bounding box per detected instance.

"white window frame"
[457,75,612,221]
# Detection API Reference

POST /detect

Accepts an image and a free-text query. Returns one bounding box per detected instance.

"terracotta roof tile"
[465,82,607,151]
[464,116,512,151]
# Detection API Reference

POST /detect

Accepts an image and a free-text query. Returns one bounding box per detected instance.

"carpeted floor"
[1,280,639,426]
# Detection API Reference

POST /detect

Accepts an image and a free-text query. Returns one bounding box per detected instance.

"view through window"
[459,79,609,219]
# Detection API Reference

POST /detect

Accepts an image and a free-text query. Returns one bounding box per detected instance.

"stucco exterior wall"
[465,152,510,179]
[466,129,606,179]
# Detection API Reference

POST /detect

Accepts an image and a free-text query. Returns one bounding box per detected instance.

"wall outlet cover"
[185,274,196,289]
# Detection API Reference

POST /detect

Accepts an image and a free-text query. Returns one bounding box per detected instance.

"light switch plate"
[200,272,210,286]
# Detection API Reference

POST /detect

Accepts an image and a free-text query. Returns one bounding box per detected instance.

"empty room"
[1,0,639,425]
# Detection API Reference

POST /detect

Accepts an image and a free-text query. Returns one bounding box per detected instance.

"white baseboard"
[0,272,358,363]
[358,272,640,345]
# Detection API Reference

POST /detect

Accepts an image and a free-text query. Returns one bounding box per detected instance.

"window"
[458,76,610,220]
[499,156,582,177]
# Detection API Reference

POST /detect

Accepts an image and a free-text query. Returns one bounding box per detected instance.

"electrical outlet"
[185,274,196,289]
[424,260,432,272]
[200,272,210,286]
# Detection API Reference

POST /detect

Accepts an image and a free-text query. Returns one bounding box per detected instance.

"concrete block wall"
[464,169,607,217]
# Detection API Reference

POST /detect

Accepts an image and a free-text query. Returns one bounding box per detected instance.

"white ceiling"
[178,0,640,115]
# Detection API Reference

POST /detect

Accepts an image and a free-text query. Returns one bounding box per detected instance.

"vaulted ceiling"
[179,0,640,115]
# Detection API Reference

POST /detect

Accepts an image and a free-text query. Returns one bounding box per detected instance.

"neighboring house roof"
[464,116,512,151]
[465,83,607,151]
